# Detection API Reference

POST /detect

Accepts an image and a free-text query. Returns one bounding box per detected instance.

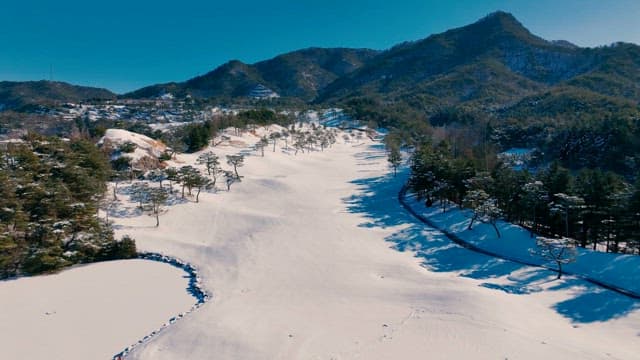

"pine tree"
[530,236,577,279]
[197,151,220,176]
[226,154,244,179]
[387,145,402,177]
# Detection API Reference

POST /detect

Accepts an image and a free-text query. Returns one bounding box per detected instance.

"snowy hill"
[99,128,168,169]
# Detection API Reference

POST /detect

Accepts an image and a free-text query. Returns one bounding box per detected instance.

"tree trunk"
[556,262,562,279]
[113,181,119,200]
[468,214,477,230]
[530,207,536,238]
[155,212,159,227]
[196,187,201,203]
[492,221,501,238]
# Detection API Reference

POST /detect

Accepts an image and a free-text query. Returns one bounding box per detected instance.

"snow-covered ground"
[0,260,194,360]
[403,193,640,296]
[2,126,638,359]
[107,128,638,359]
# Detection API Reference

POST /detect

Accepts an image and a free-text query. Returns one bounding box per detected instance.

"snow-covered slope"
[4,126,636,360]
[403,194,640,296]
[106,129,638,360]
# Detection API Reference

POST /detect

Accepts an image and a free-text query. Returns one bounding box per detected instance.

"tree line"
[0,135,136,278]
[405,141,640,254]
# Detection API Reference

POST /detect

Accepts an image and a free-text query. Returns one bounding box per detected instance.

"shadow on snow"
[343,147,639,324]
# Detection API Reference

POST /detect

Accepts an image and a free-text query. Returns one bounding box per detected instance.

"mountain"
[0,81,116,111]
[5,11,640,118]
[565,43,640,101]
[124,11,639,114]
[318,11,600,104]
[126,47,380,101]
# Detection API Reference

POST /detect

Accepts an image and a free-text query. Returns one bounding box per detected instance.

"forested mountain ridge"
[0,81,116,111]
[320,11,640,105]
[3,12,639,177]
[5,12,639,113]
[125,47,380,101]
[120,11,640,132]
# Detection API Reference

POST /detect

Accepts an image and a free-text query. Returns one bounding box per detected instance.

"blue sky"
[1,0,638,93]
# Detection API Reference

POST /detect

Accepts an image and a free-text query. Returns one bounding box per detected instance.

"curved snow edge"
[398,184,640,300]
[112,252,211,360]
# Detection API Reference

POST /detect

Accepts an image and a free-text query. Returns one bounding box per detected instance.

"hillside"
[6,12,639,115]
[126,48,379,101]
[122,11,640,122]
[320,12,604,104]
[0,80,116,111]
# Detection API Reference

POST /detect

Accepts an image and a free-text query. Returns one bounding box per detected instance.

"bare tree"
[530,236,577,279]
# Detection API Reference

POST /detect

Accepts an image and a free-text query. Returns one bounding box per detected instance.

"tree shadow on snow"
[344,147,640,324]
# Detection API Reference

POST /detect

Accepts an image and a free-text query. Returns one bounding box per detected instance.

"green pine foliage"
[407,140,640,254]
[0,134,136,278]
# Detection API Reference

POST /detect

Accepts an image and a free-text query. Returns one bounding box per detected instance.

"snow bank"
[403,191,640,297]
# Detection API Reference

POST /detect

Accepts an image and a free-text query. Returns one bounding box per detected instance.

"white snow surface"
[0,260,194,360]
[105,128,638,360]
[405,196,640,296]
[99,128,167,163]
[3,126,637,360]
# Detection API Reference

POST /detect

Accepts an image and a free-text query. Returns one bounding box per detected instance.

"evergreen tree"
[226,155,245,178]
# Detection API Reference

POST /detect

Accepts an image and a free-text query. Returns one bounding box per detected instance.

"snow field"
[110,127,638,359]
[0,260,194,360]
